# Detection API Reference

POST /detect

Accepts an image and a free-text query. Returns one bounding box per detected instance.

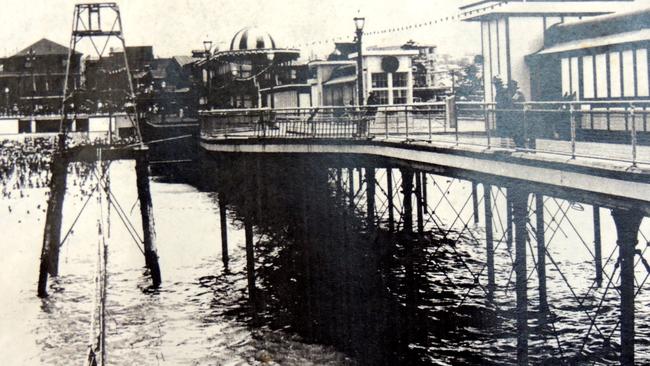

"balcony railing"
[199,100,650,167]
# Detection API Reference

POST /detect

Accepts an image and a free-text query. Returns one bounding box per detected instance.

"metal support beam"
[401,169,414,235]
[218,191,229,266]
[387,168,395,233]
[135,149,161,288]
[366,166,376,229]
[535,194,548,313]
[37,153,69,297]
[611,208,643,366]
[511,187,529,366]
[484,183,495,300]
[593,205,602,287]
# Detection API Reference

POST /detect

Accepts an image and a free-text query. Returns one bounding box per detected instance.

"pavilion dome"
[229,27,277,51]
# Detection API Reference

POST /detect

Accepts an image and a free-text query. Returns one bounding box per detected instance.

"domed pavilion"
[205,27,301,108]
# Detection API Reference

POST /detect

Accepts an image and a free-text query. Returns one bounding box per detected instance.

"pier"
[197,102,650,365]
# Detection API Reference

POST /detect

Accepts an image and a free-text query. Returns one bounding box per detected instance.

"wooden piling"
[135,148,161,287]
[593,206,603,287]
[483,183,495,299]
[387,168,395,233]
[37,152,69,297]
[535,194,548,313]
[415,172,424,234]
[511,187,529,366]
[366,166,376,229]
[611,208,643,366]
[472,181,479,224]
[401,169,414,234]
[218,191,229,265]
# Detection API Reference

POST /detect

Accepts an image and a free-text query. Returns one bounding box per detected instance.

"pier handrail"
[199,100,650,167]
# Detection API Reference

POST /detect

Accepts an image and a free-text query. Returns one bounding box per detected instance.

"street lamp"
[354,16,365,105]
[4,87,9,115]
[203,40,213,108]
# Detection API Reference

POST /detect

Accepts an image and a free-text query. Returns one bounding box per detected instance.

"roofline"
[308,60,356,66]
[461,1,630,21]
[349,49,419,58]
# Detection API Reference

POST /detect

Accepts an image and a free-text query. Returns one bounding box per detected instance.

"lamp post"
[354,16,365,106]
[4,87,8,115]
[203,40,213,109]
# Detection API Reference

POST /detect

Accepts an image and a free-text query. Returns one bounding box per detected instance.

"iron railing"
[199,100,650,166]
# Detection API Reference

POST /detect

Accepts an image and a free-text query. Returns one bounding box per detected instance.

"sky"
[0,0,481,59]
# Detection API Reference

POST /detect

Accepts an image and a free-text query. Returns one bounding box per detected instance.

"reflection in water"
[3,151,650,364]
[199,155,518,365]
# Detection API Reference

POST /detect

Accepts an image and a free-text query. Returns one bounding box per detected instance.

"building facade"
[527,7,650,102]
[0,38,82,115]
[461,0,634,102]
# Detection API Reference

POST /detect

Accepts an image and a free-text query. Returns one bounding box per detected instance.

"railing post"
[523,104,528,150]
[630,105,637,167]
[385,107,389,140]
[405,105,409,140]
[427,106,432,142]
[485,103,491,149]
[570,104,576,159]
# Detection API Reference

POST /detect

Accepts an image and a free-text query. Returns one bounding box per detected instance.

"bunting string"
[288,1,508,49]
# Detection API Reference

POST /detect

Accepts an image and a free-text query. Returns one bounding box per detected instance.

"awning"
[323,75,356,86]
[533,28,650,56]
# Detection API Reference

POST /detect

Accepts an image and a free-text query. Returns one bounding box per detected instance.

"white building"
[527,7,650,102]
[461,0,634,102]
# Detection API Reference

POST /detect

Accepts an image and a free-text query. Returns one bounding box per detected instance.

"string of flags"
[289,0,508,49]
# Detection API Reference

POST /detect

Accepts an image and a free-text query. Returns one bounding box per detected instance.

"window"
[582,55,594,99]
[610,52,621,98]
[595,53,607,98]
[374,90,389,104]
[570,57,580,98]
[561,57,570,96]
[371,73,387,88]
[622,49,635,97]
[636,48,649,97]
[392,72,407,87]
[393,89,407,104]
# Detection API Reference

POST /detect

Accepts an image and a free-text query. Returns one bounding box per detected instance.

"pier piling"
[535,194,548,313]
[400,169,414,235]
[507,191,514,251]
[348,167,355,207]
[37,151,69,297]
[593,206,603,287]
[415,172,424,234]
[483,184,495,299]
[244,216,256,304]
[511,188,529,366]
[366,166,376,229]
[218,192,229,265]
[135,148,161,288]
[472,182,479,224]
[612,208,643,366]
[387,168,395,232]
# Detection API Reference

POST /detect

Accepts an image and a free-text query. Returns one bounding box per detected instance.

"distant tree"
[454,55,483,101]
